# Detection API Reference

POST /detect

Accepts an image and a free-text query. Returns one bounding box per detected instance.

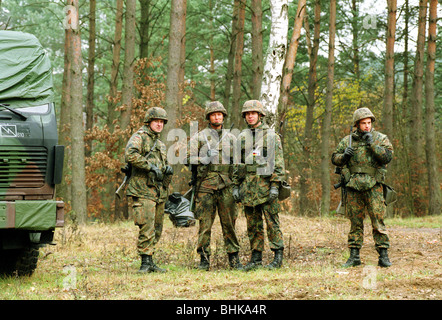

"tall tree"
[58,19,72,204]
[382,0,397,138]
[281,0,306,116]
[165,0,187,131]
[86,0,96,158]
[260,0,289,128]
[251,0,263,99]
[424,0,440,215]
[299,0,320,216]
[107,0,124,132]
[68,0,87,224]
[119,0,136,132]
[409,0,427,215]
[320,0,336,216]
[231,0,246,128]
[223,0,239,118]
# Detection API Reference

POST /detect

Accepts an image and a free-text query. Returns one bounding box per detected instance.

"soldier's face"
[150,119,164,133]
[245,111,260,127]
[209,112,224,128]
[358,118,372,132]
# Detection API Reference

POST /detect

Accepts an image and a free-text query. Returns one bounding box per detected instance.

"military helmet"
[241,100,266,117]
[352,107,376,127]
[144,107,168,124]
[205,101,227,120]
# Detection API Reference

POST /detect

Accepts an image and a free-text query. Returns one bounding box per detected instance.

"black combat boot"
[265,249,283,269]
[198,253,210,271]
[378,248,392,268]
[243,250,262,271]
[342,248,361,268]
[138,255,167,273]
[228,252,244,270]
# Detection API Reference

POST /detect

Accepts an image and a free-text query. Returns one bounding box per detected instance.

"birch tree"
[260,0,289,128]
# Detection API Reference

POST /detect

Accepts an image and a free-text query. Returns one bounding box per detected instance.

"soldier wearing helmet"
[125,107,173,273]
[188,101,242,270]
[232,100,286,271]
[332,107,394,268]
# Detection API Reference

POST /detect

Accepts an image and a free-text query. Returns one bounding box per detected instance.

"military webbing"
[349,166,377,177]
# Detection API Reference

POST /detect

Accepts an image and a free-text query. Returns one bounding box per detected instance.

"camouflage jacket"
[125,125,169,202]
[331,128,393,192]
[188,125,237,193]
[232,123,285,206]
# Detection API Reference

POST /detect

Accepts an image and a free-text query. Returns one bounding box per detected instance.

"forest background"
[0,0,440,224]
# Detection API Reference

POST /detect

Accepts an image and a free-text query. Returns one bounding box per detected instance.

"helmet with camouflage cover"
[205,101,227,120]
[144,107,168,124]
[241,100,266,117]
[352,107,376,127]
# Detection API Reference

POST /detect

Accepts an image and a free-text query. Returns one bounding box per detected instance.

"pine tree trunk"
[383,0,396,138]
[281,0,306,116]
[86,0,96,159]
[300,0,320,216]
[320,0,336,216]
[231,0,246,129]
[68,0,87,224]
[107,0,123,132]
[251,0,263,100]
[119,0,136,132]
[424,0,440,216]
[409,0,427,215]
[165,0,187,130]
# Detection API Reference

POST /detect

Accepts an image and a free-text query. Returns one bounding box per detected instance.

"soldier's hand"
[362,132,373,145]
[343,147,355,161]
[232,187,241,203]
[269,186,279,201]
[150,164,164,181]
[207,149,219,159]
[163,165,173,175]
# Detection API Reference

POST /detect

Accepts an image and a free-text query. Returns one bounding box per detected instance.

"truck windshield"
[0,103,50,115]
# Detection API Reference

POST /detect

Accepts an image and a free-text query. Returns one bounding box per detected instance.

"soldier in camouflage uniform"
[125,107,174,273]
[188,101,242,271]
[232,100,286,271]
[332,107,393,268]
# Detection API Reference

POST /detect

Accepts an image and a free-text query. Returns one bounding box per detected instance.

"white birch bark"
[260,0,289,128]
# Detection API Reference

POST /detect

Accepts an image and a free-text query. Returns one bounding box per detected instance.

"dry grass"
[0,212,440,300]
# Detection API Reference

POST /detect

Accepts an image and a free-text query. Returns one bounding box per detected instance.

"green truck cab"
[0,31,65,276]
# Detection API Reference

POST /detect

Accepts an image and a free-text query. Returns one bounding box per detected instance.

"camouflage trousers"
[244,200,284,252]
[346,184,390,249]
[194,186,241,255]
[132,197,165,256]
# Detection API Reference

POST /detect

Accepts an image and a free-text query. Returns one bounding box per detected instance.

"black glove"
[343,147,355,162]
[362,132,373,145]
[232,187,241,203]
[163,165,173,175]
[269,186,279,201]
[150,164,163,181]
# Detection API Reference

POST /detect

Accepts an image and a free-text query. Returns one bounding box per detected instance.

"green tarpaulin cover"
[0,30,54,108]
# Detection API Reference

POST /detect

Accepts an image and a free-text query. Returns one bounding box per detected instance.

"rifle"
[334,125,352,215]
[188,123,234,211]
[115,139,158,199]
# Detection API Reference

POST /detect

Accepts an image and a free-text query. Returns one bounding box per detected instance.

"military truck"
[0,31,65,276]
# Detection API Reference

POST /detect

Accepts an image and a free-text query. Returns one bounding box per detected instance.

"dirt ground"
[1,214,440,300]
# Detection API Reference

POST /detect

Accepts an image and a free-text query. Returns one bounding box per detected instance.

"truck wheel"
[0,247,40,277]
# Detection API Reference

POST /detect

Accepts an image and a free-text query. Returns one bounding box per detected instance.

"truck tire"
[0,247,40,277]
